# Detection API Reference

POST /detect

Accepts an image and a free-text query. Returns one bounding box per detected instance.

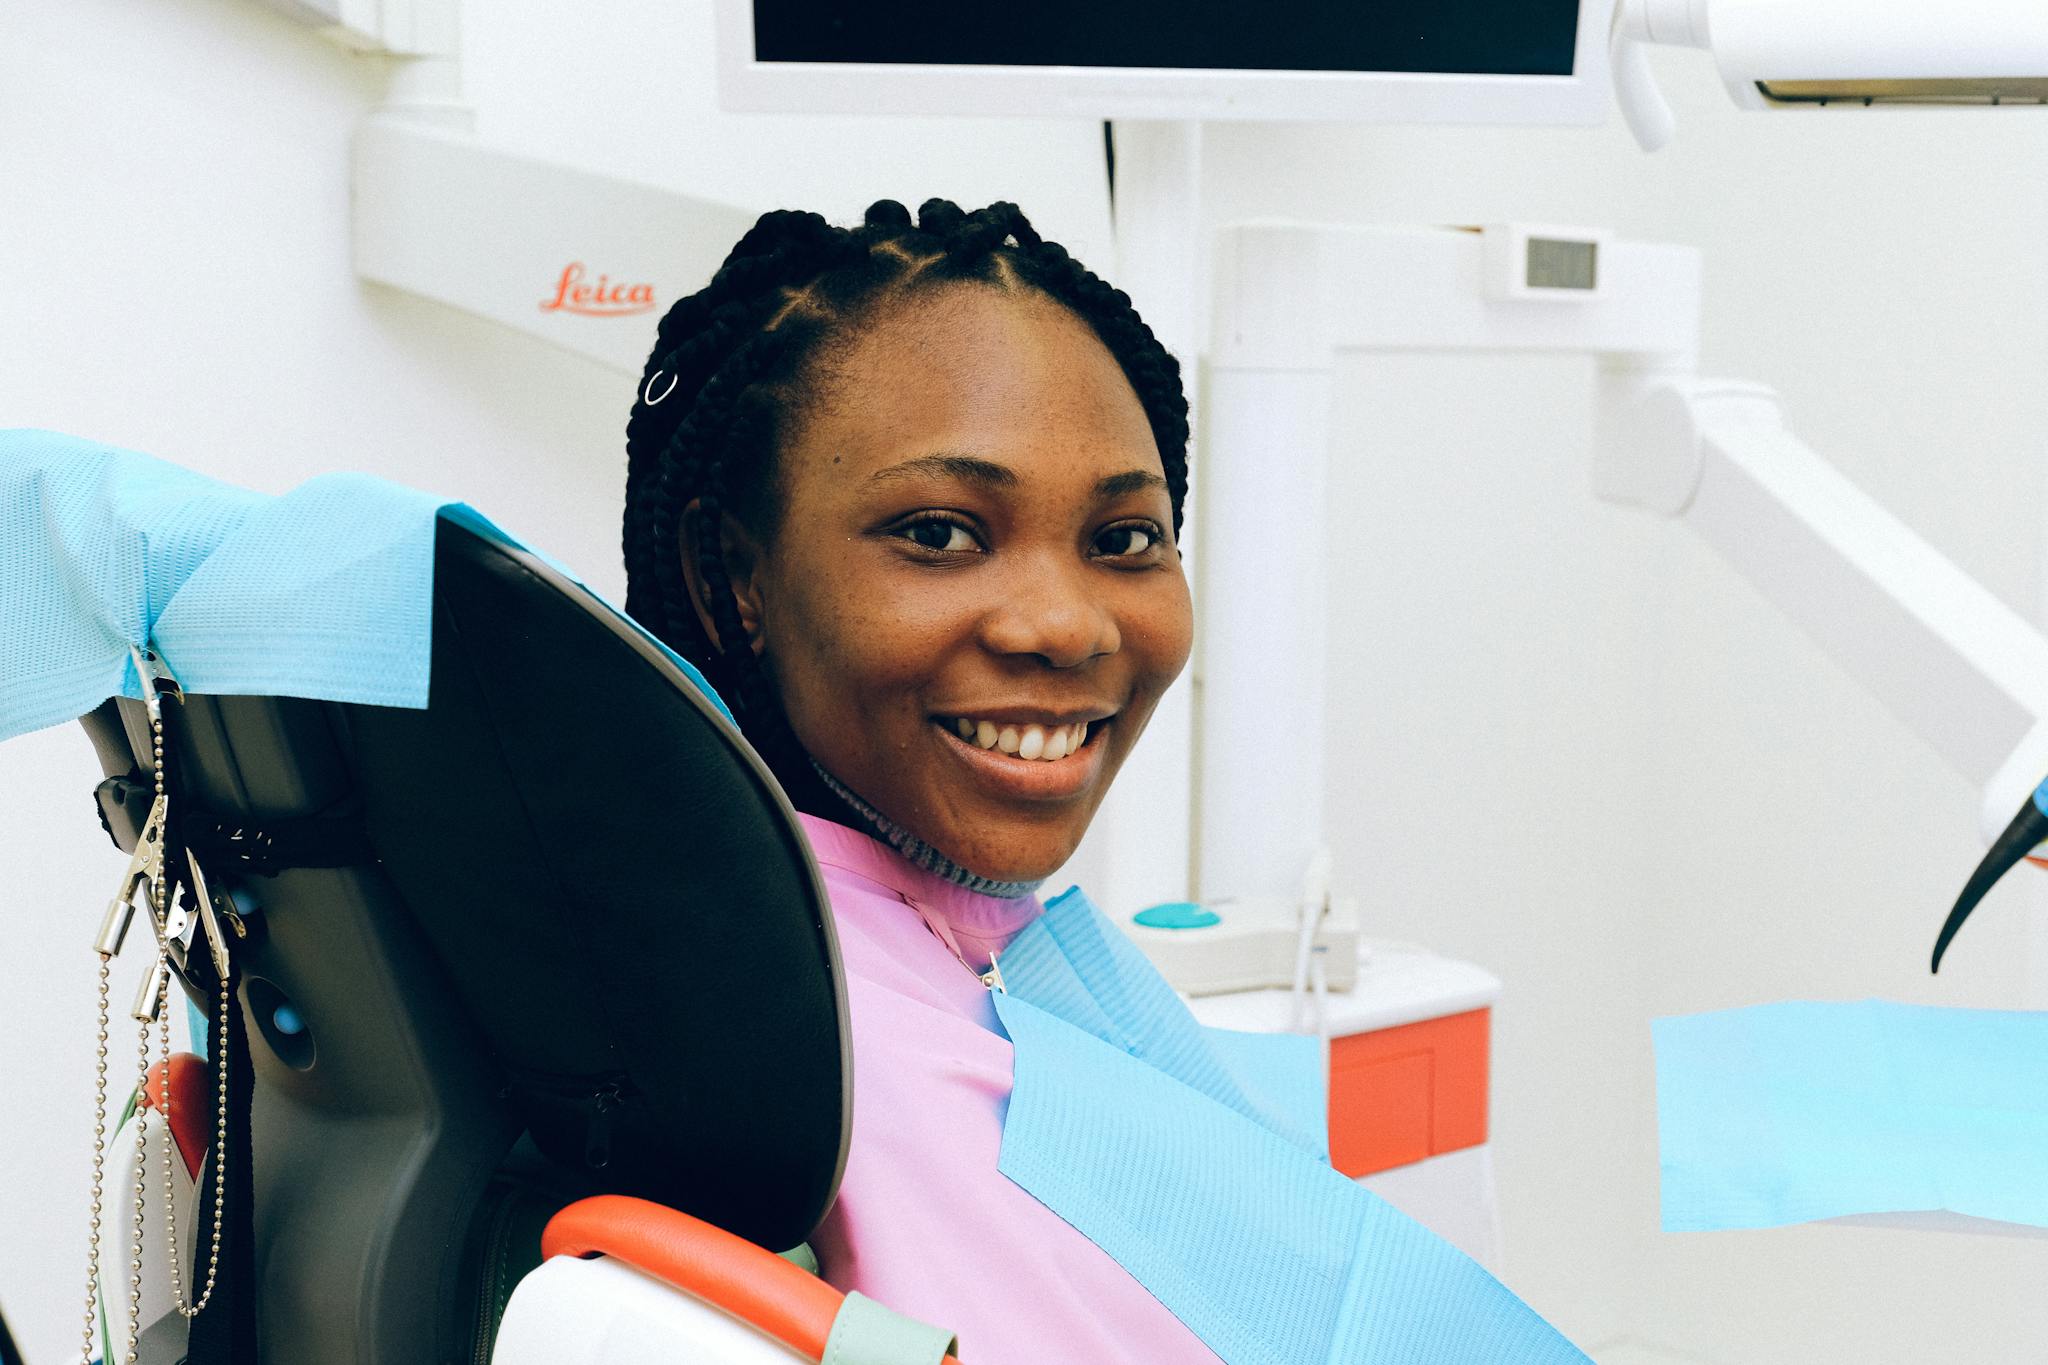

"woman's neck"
[807,757,1045,900]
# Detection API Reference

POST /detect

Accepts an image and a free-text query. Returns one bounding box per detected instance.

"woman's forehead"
[791,289,1161,491]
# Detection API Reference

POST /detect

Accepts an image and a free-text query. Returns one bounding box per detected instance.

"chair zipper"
[469,1189,521,1365]
[497,1065,635,1171]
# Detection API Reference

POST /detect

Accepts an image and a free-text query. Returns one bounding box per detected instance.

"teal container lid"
[1133,901,1222,930]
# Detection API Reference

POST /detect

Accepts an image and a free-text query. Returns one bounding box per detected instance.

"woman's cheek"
[788,592,955,726]
[1130,578,1196,692]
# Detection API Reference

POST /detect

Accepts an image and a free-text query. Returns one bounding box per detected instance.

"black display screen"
[753,2,1581,78]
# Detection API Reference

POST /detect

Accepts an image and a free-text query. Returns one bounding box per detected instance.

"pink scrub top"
[799,812,1221,1364]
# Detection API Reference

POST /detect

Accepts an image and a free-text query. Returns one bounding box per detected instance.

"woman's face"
[702,284,1193,883]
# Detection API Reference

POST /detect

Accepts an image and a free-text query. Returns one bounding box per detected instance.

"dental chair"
[70,518,956,1363]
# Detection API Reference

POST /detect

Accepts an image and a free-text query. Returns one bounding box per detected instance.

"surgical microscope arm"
[1596,370,2048,961]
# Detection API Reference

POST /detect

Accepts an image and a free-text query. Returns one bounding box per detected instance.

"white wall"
[5,2,2048,1361]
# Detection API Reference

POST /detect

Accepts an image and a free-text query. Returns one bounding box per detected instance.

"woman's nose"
[980,561,1120,669]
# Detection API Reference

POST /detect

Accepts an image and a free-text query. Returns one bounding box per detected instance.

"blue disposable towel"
[996,885,1329,1158]
[0,428,729,744]
[1655,999,2048,1232]
[993,888,1588,1365]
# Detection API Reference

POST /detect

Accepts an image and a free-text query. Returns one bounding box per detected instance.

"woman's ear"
[678,498,768,656]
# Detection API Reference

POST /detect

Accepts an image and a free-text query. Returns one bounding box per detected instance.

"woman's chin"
[925,819,1084,888]
[822,746,1104,886]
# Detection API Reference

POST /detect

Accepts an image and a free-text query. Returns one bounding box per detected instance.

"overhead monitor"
[715,0,1611,126]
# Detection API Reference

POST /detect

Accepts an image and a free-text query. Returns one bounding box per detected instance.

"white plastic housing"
[1613,0,2048,152]
[351,118,760,375]
[1709,0,2048,110]
[493,1255,806,1365]
[1621,0,1713,49]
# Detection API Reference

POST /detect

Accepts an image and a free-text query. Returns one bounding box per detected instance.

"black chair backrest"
[79,518,850,1365]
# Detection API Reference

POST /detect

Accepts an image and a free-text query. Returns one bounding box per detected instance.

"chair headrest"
[89,516,850,1253]
[348,517,851,1243]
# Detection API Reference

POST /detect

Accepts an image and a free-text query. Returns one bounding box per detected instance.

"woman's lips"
[931,716,1111,802]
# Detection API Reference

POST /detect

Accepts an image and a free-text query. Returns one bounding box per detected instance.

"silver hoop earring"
[643,370,679,406]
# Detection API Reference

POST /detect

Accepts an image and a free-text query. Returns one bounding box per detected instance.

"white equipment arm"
[1595,369,2048,842]
[1200,221,2048,917]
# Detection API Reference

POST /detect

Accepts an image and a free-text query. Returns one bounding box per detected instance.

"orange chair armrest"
[541,1195,961,1364]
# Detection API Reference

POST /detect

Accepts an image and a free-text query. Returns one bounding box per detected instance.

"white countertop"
[1187,938,1502,1037]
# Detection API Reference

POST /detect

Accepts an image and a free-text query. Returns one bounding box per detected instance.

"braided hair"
[621,197,1190,812]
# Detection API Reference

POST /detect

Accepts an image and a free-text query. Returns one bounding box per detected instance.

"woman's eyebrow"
[867,452,1017,488]
[865,453,1166,499]
[1096,469,1166,498]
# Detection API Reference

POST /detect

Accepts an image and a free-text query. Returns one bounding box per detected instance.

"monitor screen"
[752,1,1581,78]
[717,0,1605,126]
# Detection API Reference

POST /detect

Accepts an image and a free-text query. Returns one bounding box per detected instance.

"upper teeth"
[950,717,1090,761]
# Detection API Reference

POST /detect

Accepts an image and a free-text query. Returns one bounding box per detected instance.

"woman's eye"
[1095,524,1159,558]
[898,517,980,553]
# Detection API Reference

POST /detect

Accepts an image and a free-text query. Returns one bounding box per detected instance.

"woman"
[620,197,1212,1359]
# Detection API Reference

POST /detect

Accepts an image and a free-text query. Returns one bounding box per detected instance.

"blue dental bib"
[0,429,729,743]
[991,888,1588,1365]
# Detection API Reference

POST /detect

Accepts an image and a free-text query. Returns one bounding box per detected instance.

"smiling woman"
[624,198,1191,890]
[619,198,1211,1360]
[692,281,1190,885]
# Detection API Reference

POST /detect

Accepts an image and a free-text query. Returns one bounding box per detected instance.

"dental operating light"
[1614,0,2048,151]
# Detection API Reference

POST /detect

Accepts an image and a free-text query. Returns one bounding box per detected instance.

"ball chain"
[77,956,112,1365]
[77,691,232,1365]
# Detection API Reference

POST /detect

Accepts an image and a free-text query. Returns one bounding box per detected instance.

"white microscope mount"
[1190,220,2048,942]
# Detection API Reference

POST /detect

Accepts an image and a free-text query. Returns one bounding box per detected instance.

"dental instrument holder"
[64,517,851,1365]
[1933,774,2048,971]
[1126,887,1361,999]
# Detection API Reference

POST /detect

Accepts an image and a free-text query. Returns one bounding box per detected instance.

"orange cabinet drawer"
[1326,1007,1489,1178]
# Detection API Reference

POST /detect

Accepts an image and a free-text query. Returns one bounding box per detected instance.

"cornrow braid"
[621,197,1191,811]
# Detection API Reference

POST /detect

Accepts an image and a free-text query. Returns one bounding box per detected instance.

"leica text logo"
[540,262,656,317]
